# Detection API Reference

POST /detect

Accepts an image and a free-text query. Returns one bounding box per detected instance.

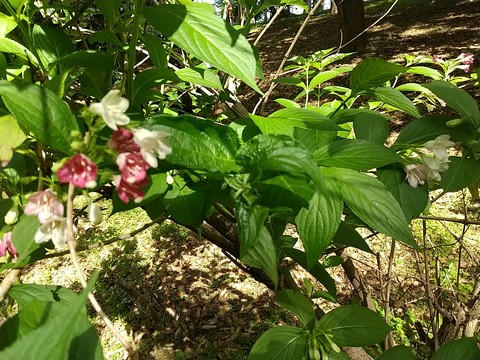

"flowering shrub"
[0,1,478,360]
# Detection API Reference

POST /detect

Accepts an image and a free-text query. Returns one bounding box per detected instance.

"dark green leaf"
[280,248,336,297]
[32,24,74,74]
[431,337,480,360]
[276,290,316,330]
[439,157,480,192]
[132,68,180,106]
[9,284,78,310]
[353,112,389,144]
[379,345,417,360]
[350,58,405,95]
[57,50,115,70]
[322,167,416,248]
[313,139,402,171]
[147,115,240,173]
[236,134,320,183]
[237,202,268,256]
[405,66,442,80]
[377,164,429,220]
[144,3,260,92]
[333,222,373,254]
[318,305,391,346]
[394,116,474,148]
[95,0,122,26]
[295,181,343,268]
[241,225,278,287]
[424,81,480,127]
[374,87,421,118]
[259,174,314,211]
[0,82,79,154]
[323,256,343,268]
[143,34,168,68]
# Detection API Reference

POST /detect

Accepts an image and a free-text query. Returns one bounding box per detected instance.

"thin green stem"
[126,0,145,102]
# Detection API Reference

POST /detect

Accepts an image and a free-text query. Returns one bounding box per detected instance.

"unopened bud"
[446,118,467,127]
[70,141,84,151]
[88,203,103,225]
[4,204,18,225]
[166,173,174,185]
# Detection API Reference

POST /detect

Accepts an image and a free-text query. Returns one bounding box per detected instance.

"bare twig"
[418,215,480,226]
[0,268,21,303]
[253,6,285,47]
[384,239,396,349]
[253,0,326,114]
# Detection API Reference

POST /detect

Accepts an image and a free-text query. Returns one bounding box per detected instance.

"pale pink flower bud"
[432,55,444,64]
[404,164,429,188]
[116,152,150,184]
[4,204,18,225]
[0,232,18,259]
[57,154,97,188]
[89,90,130,130]
[24,190,64,224]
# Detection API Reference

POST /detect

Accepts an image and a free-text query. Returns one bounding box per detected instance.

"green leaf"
[57,50,115,70]
[259,174,314,211]
[275,98,301,108]
[11,215,46,268]
[280,248,336,297]
[295,182,343,268]
[32,24,74,74]
[276,290,316,330]
[0,38,38,66]
[0,115,26,165]
[0,273,102,360]
[162,176,210,226]
[95,0,122,26]
[144,3,260,92]
[379,345,417,360]
[405,66,443,80]
[330,108,389,125]
[439,157,480,192]
[9,283,79,309]
[143,34,168,68]
[350,58,405,95]
[374,87,421,118]
[132,68,180,106]
[248,326,308,360]
[237,202,269,256]
[424,81,480,127]
[0,13,17,37]
[146,115,240,173]
[313,139,402,171]
[236,134,320,183]
[377,164,429,221]
[322,167,416,248]
[393,116,473,148]
[294,128,337,152]
[353,111,389,144]
[241,225,278,287]
[318,305,391,347]
[0,82,78,154]
[333,222,373,254]
[251,109,341,137]
[175,67,222,89]
[431,337,480,360]
[310,69,349,89]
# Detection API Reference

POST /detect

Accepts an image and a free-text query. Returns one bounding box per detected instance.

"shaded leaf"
[439,157,480,192]
[276,290,316,330]
[350,58,405,95]
[318,305,391,347]
[431,337,480,360]
[380,345,417,360]
[353,111,389,144]
[333,222,373,254]
[248,326,308,360]
[374,87,421,118]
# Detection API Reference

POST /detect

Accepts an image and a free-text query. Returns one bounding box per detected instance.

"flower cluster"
[433,53,475,73]
[57,153,98,189]
[92,90,172,203]
[0,232,18,259]
[404,135,455,188]
[24,190,69,248]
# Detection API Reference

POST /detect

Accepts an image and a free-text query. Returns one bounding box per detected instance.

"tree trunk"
[333,0,367,52]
